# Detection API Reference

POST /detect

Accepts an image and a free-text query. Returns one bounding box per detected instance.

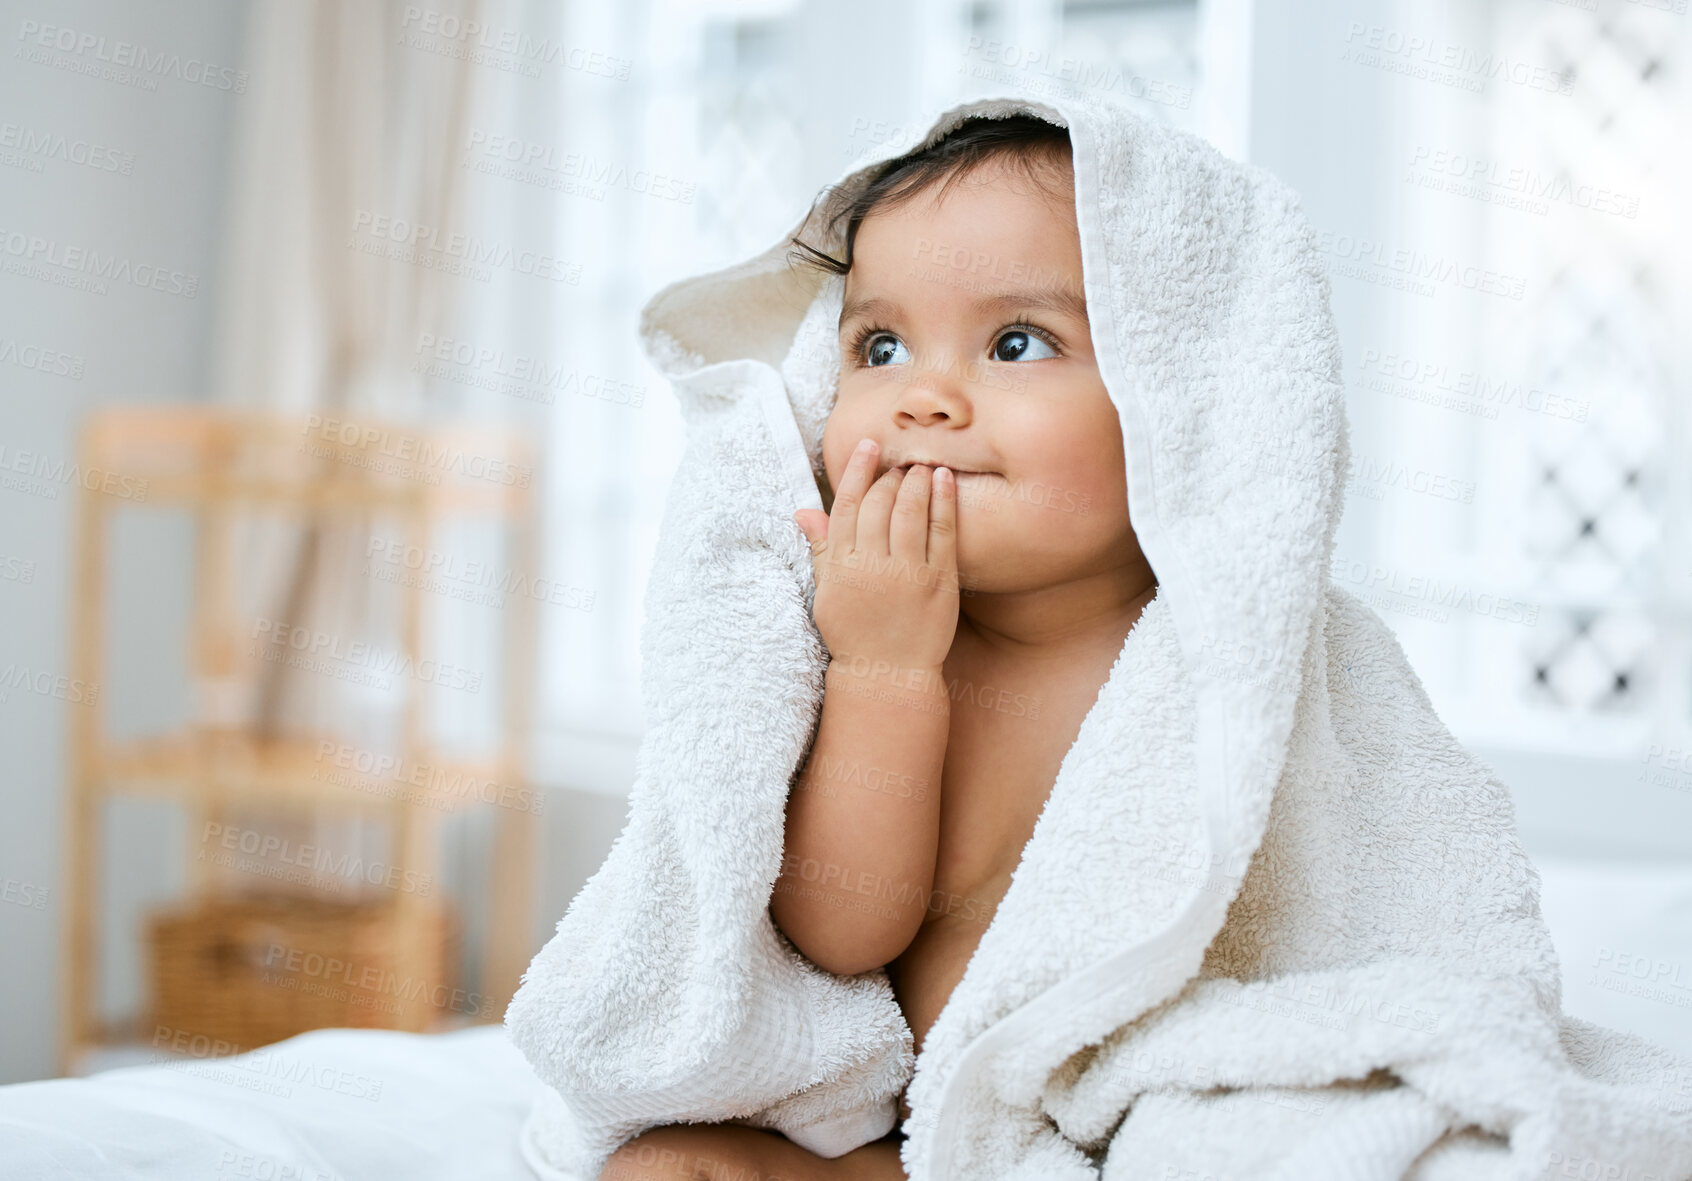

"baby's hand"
[793,438,960,672]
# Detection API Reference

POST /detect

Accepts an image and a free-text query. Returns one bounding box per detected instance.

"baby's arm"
[771,440,960,976]
[773,630,950,975]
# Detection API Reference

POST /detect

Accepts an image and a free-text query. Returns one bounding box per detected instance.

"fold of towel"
[505,92,1692,1180]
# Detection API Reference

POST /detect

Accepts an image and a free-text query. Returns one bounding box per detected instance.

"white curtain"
[205,0,487,748]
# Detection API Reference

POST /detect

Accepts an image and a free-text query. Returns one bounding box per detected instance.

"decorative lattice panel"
[1493,3,1680,718]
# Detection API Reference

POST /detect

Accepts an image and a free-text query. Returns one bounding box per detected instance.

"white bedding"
[0,857,1684,1180]
[1535,855,1692,1060]
[0,1026,546,1181]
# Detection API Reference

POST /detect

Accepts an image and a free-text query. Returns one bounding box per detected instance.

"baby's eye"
[864,334,910,367]
[991,329,1058,362]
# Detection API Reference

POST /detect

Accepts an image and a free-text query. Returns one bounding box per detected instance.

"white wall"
[0,0,248,1082]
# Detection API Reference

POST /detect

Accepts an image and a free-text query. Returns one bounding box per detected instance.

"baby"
[602,115,1157,1181]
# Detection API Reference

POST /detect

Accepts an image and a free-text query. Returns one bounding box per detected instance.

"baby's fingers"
[889,465,932,563]
[793,508,828,547]
[928,467,958,578]
[829,438,880,554]
[856,466,905,556]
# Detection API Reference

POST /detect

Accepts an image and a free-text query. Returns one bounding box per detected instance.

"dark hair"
[786,114,1073,278]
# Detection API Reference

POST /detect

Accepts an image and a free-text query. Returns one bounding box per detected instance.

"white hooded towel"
[505,93,1692,1181]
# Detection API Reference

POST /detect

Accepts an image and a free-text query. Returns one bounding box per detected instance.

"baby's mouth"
[887,461,994,479]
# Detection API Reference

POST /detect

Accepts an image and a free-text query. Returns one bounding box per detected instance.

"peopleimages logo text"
[202,822,433,896]
[302,415,531,487]
[349,210,580,284]
[15,20,248,92]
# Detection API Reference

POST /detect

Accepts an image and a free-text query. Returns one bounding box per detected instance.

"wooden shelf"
[61,406,541,1074]
[91,730,521,815]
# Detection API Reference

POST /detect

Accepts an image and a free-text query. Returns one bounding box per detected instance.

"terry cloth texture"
[504,93,1692,1181]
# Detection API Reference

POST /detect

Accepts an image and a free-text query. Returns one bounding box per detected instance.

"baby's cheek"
[1006,472,1096,520]
[818,422,856,492]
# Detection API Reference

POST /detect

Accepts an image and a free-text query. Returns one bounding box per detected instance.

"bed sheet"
[0,1025,547,1181]
[2,859,1685,1179]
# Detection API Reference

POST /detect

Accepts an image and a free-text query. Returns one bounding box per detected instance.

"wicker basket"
[147,893,461,1051]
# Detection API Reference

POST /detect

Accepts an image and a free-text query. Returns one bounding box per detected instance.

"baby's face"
[824,155,1135,595]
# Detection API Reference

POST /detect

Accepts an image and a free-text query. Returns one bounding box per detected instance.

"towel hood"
[635,93,1352,1171]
